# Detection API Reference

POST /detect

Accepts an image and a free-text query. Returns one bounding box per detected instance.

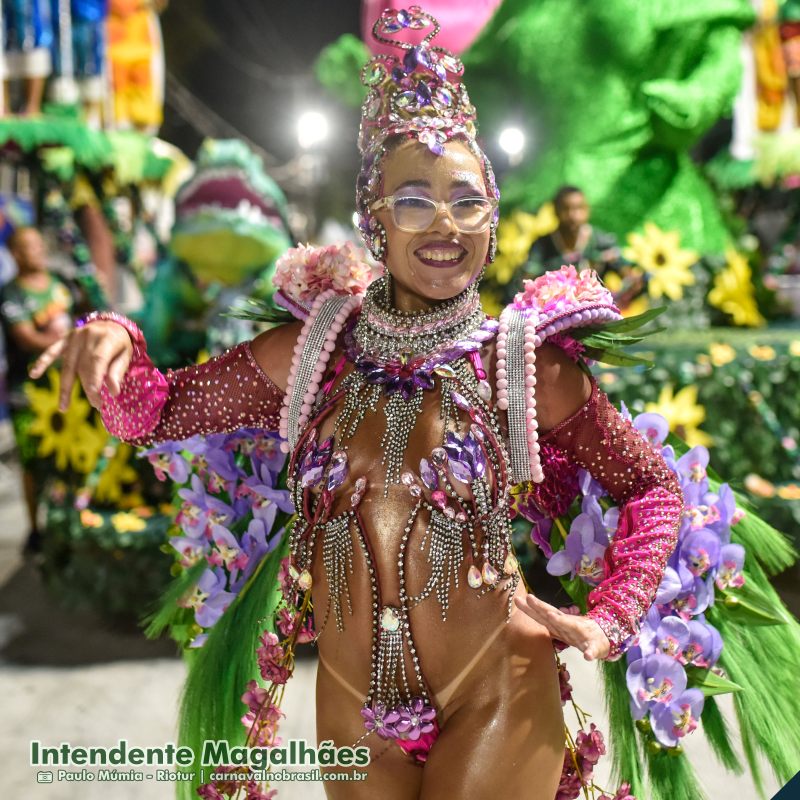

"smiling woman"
[373,138,492,307]
[28,7,697,800]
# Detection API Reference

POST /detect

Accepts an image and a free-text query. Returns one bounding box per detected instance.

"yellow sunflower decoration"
[644,384,713,448]
[707,249,766,327]
[95,443,140,506]
[25,369,108,474]
[708,342,737,367]
[623,223,698,301]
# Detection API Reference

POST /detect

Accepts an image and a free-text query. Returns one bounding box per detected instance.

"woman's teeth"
[416,248,464,262]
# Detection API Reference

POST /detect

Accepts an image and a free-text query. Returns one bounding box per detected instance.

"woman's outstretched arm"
[29,314,302,447]
[516,343,684,660]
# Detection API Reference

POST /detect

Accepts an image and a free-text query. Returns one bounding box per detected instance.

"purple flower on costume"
[443,430,486,483]
[177,475,236,537]
[680,619,723,668]
[360,703,401,740]
[169,535,209,568]
[679,528,721,578]
[626,653,687,719]
[632,412,670,447]
[395,697,437,741]
[638,615,690,659]
[186,568,235,628]
[142,441,190,483]
[208,524,249,573]
[650,688,705,747]
[676,446,710,486]
[581,494,619,547]
[654,566,683,605]
[715,544,746,589]
[667,574,712,620]
[546,513,607,585]
[577,468,605,500]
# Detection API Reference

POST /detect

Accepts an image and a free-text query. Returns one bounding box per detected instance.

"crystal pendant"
[482,562,499,585]
[432,86,453,109]
[477,380,492,403]
[467,565,482,589]
[431,447,448,467]
[439,54,463,74]
[395,91,417,110]
[288,564,300,581]
[366,63,387,86]
[503,553,519,575]
[365,92,381,117]
[433,364,457,378]
[298,570,313,590]
[381,606,401,632]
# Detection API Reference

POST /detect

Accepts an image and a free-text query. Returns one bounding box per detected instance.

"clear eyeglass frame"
[370,195,498,233]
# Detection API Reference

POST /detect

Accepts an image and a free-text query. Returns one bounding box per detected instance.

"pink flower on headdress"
[274,242,377,306]
[513,265,616,316]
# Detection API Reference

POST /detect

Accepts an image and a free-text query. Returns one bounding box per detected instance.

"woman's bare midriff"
[303,348,563,729]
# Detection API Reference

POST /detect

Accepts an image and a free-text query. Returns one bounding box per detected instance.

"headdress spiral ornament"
[355,6,499,265]
[357,6,477,157]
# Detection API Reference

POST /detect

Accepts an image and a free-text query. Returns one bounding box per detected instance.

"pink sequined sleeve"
[99,340,285,447]
[534,377,684,659]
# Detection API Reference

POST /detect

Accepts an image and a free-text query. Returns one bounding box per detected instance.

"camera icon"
[37,771,54,783]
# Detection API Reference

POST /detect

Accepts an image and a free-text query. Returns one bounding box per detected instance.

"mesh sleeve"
[99,340,285,447]
[537,377,684,658]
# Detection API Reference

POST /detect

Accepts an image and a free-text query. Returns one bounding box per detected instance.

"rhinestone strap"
[284,293,356,451]
[502,308,529,483]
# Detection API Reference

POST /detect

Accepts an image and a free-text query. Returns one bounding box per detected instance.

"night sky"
[160,1,363,183]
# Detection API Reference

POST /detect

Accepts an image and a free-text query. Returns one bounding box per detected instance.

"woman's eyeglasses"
[370,195,497,233]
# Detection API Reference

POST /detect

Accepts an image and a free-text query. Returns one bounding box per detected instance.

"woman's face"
[375,138,491,309]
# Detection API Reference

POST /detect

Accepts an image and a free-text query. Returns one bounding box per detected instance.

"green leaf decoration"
[685,666,744,697]
[716,585,789,626]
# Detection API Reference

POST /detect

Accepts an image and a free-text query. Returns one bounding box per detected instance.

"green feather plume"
[176,531,290,800]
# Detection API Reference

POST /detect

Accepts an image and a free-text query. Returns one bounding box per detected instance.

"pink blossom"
[576,722,606,764]
[274,242,375,305]
[256,631,290,684]
[558,662,573,705]
[513,264,615,314]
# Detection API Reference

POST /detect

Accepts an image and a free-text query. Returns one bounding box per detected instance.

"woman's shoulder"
[250,320,305,393]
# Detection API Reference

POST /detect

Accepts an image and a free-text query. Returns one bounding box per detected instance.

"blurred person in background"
[0,227,74,553]
[514,185,644,307]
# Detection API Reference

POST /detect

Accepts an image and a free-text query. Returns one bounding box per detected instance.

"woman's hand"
[514,591,611,661]
[28,321,134,412]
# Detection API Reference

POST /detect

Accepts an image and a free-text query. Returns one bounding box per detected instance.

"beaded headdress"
[355,5,499,264]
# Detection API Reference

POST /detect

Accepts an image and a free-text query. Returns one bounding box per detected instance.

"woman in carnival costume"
[31,7,800,800]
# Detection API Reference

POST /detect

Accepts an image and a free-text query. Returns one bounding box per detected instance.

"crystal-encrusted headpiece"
[358,6,478,157]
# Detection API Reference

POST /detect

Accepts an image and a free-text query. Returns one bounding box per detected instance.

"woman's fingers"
[105,347,132,396]
[80,338,117,408]
[58,337,81,411]
[514,593,609,659]
[29,336,67,379]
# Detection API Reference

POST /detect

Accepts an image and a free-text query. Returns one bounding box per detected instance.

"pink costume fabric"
[531,377,684,657]
[99,340,284,447]
[97,323,681,661]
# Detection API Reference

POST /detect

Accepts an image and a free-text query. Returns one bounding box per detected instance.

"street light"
[297,110,330,150]
[498,126,526,166]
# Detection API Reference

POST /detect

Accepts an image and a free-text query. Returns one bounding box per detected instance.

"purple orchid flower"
[546,513,607,585]
[626,653,687,719]
[443,430,486,484]
[680,618,723,668]
[676,446,711,489]
[580,494,619,547]
[666,574,712,620]
[142,441,190,483]
[208,524,249,572]
[655,566,683,605]
[632,412,670,447]
[650,688,705,747]
[360,703,401,740]
[715,544,746,590]
[679,528,721,578]
[229,518,278,592]
[577,468,605,500]
[186,568,235,628]
[394,697,438,741]
[177,475,237,538]
[638,615,690,660]
[169,535,209,568]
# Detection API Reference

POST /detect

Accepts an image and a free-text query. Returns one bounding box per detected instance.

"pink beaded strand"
[279,291,361,452]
